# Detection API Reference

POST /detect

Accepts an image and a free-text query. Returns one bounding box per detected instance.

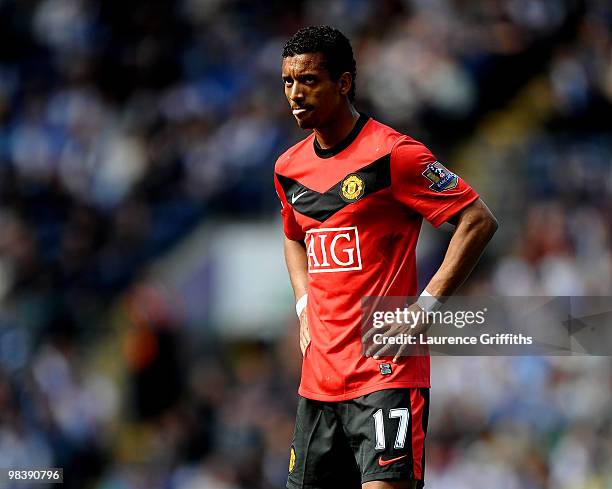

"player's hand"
[299,310,310,355]
[364,302,430,363]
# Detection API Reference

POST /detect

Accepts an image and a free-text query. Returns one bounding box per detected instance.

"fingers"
[393,341,411,363]
[303,323,310,345]
[373,330,404,360]
[361,321,381,344]
[364,324,404,359]
[300,327,310,354]
[364,304,429,361]
[299,313,310,356]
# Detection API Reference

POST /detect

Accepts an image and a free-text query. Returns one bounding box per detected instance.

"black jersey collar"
[313,112,369,159]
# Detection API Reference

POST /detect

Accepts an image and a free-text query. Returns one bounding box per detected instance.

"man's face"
[281,52,345,130]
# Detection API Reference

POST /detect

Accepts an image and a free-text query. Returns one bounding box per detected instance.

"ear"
[338,72,353,97]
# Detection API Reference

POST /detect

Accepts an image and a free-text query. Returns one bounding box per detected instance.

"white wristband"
[296,294,308,317]
[417,289,443,312]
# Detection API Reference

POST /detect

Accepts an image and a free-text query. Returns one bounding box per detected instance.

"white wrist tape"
[417,289,443,312]
[296,294,308,317]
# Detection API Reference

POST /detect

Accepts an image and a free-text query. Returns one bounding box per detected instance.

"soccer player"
[274,26,498,489]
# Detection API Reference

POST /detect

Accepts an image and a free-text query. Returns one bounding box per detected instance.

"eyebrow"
[282,72,319,79]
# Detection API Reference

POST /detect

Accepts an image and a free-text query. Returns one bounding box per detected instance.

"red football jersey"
[274,114,479,401]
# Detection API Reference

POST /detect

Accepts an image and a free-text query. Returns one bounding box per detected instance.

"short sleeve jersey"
[274,114,479,401]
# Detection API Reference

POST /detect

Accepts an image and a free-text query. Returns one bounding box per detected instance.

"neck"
[314,104,360,149]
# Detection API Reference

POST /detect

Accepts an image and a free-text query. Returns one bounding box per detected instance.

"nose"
[288,82,304,103]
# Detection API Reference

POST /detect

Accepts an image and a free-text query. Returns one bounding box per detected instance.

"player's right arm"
[275,170,310,354]
[284,238,310,354]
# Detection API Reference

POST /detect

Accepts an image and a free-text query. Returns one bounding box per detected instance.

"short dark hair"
[282,25,357,101]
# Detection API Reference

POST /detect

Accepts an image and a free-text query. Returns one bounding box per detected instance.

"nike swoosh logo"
[378,454,408,467]
[291,190,308,204]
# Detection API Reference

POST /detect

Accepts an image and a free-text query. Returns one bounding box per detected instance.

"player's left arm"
[423,197,498,297]
[365,198,497,361]
[388,138,498,295]
[366,139,498,360]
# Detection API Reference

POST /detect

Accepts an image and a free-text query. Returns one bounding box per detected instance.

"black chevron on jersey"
[276,154,391,222]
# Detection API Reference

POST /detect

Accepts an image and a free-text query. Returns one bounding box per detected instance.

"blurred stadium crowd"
[0,0,611,488]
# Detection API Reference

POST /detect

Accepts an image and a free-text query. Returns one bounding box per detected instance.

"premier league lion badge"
[422,161,458,192]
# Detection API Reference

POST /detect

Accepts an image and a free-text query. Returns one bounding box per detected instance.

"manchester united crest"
[341,174,365,202]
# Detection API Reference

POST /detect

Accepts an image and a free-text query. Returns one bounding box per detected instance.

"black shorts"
[287,388,430,489]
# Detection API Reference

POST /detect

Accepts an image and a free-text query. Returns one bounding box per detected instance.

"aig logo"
[306,226,362,273]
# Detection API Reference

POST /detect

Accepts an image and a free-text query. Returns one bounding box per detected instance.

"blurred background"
[0,0,611,488]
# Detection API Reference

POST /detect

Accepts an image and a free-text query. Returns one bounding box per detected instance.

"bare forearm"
[284,237,309,300]
[426,199,498,297]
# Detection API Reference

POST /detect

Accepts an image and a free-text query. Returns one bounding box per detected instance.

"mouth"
[292,107,310,116]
